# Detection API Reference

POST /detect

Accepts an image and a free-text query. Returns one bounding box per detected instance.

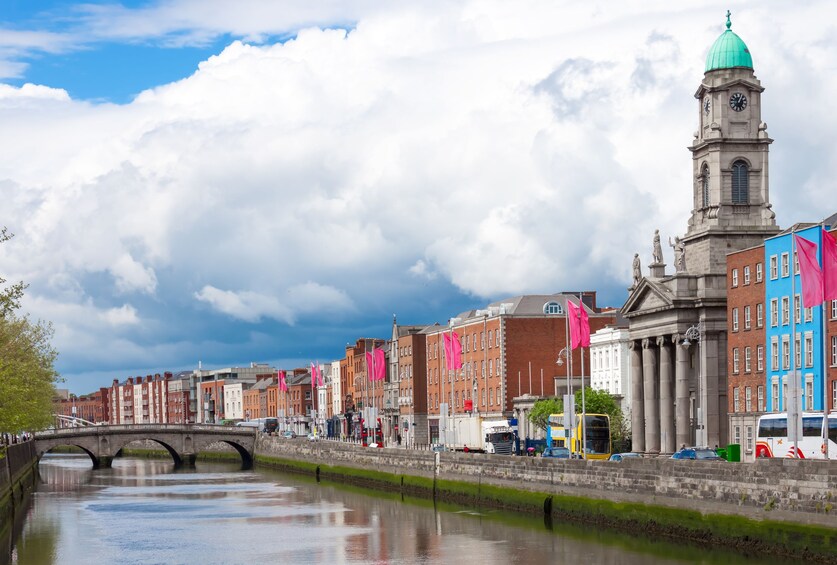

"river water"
[3,454,805,565]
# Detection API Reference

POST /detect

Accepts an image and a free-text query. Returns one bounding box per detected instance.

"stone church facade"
[622,14,780,454]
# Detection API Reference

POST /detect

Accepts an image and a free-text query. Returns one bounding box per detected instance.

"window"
[731,160,749,203]
[481,331,485,349]
[744,306,751,330]
[496,387,502,406]
[733,348,739,373]
[746,426,754,452]
[743,266,750,285]
[495,332,500,347]
[795,334,801,369]
[732,308,739,332]
[772,379,779,412]
[769,255,778,280]
[794,249,799,275]
[781,253,789,278]
[832,300,837,320]
[782,336,790,370]
[781,297,789,325]
[744,347,751,373]
[734,425,741,444]
[488,330,493,348]
[805,333,813,367]
[757,345,764,372]
[544,301,564,315]
[804,306,813,323]
[771,338,779,371]
[758,385,764,411]
[701,164,710,208]
[745,386,752,411]
[733,387,740,412]
[482,388,486,406]
[757,303,763,328]
[756,262,763,282]
[466,334,471,352]
[731,269,739,287]
[489,359,493,377]
[832,335,837,366]
[794,294,800,324]
[806,376,814,410]
[770,298,778,327]
[833,381,837,412]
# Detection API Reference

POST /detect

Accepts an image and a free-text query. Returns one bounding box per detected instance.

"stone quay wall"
[255,436,837,527]
[0,442,38,516]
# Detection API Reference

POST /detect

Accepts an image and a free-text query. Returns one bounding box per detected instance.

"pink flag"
[567,300,590,349]
[450,331,462,370]
[442,333,453,370]
[311,363,322,389]
[278,370,288,392]
[374,348,386,381]
[823,228,837,301]
[795,235,823,308]
[365,351,375,380]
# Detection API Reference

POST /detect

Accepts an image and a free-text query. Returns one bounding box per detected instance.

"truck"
[447,415,515,455]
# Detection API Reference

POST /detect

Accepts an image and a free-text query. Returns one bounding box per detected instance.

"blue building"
[764,224,826,412]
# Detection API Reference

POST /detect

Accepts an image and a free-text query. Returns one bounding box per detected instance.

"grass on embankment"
[254,453,837,564]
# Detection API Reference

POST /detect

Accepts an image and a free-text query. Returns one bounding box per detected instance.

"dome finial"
[726,10,732,30]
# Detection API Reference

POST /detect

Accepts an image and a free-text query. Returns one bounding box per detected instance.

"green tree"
[527,397,562,432]
[528,387,627,445]
[0,227,60,433]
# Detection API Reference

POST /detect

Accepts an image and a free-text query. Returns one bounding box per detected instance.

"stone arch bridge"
[34,424,256,469]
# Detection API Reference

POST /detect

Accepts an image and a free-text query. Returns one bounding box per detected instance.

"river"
[3,454,804,565]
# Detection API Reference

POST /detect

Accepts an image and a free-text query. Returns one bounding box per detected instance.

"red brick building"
[726,245,767,457]
[54,389,110,425]
[109,373,169,424]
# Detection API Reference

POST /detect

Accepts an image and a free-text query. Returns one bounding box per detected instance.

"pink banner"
[450,331,462,370]
[366,351,375,380]
[795,235,823,308]
[567,299,590,349]
[374,348,386,381]
[823,228,837,301]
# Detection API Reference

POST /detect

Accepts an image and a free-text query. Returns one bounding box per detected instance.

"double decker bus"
[546,413,611,460]
[756,412,837,459]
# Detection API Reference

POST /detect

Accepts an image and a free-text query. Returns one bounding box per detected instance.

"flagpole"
[579,293,587,460]
[791,229,800,457]
[528,361,532,395]
[821,224,830,459]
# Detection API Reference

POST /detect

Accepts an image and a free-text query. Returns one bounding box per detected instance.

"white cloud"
[2,1,837,391]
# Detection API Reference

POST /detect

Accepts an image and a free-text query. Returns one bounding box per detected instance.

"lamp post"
[682,322,704,447]
[556,347,571,397]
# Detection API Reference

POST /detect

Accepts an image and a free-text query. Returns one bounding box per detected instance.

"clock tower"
[684,11,780,274]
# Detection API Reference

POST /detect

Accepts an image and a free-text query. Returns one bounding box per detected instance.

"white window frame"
[832,299,837,320]
[743,265,750,285]
[756,262,763,282]
[771,337,779,371]
[744,305,751,330]
[769,256,778,280]
[745,386,752,411]
[733,348,740,373]
[781,296,789,326]
[757,385,764,411]
[770,298,778,327]
[832,335,837,366]
[757,303,763,328]
[744,346,751,373]
[732,308,739,332]
[781,252,789,277]
[782,335,790,370]
[746,425,754,452]
[731,268,739,287]
[757,345,764,372]
[733,387,740,412]
[794,294,800,324]
[804,332,813,368]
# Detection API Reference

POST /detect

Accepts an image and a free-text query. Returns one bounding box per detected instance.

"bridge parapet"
[34,424,256,469]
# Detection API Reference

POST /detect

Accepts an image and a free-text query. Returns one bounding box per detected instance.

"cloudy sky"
[1,1,835,394]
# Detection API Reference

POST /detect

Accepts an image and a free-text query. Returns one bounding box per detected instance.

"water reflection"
[3,454,805,565]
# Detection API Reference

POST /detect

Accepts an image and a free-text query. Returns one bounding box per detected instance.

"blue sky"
[1,1,835,394]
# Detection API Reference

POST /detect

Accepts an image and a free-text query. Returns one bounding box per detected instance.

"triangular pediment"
[695,78,764,98]
[621,278,675,317]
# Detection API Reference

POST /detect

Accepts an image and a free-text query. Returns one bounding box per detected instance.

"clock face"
[703,97,711,114]
[729,92,748,112]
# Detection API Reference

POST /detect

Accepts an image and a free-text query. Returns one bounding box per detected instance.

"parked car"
[541,446,571,459]
[671,447,723,460]
[282,430,297,439]
[609,452,641,462]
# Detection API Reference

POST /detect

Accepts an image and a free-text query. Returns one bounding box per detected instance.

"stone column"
[642,338,659,454]
[658,336,675,454]
[629,341,644,453]
[674,334,691,449]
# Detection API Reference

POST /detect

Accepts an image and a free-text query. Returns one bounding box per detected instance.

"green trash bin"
[726,443,741,462]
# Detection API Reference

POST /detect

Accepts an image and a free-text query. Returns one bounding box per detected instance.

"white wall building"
[589,326,632,428]
[223,383,245,421]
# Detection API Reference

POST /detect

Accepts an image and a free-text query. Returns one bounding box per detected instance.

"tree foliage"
[0,227,59,433]
[528,387,627,444]
[0,228,27,318]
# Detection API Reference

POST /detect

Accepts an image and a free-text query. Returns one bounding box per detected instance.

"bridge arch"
[39,442,104,468]
[192,438,254,469]
[110,437,185,467]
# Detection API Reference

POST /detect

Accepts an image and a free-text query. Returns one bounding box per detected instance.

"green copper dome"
[705,11,753,72]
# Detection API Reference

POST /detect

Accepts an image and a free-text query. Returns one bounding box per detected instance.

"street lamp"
[556,347,571,396]
[682,322,704,447]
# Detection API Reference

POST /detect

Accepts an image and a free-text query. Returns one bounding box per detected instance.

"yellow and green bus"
[547,413,611,460]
